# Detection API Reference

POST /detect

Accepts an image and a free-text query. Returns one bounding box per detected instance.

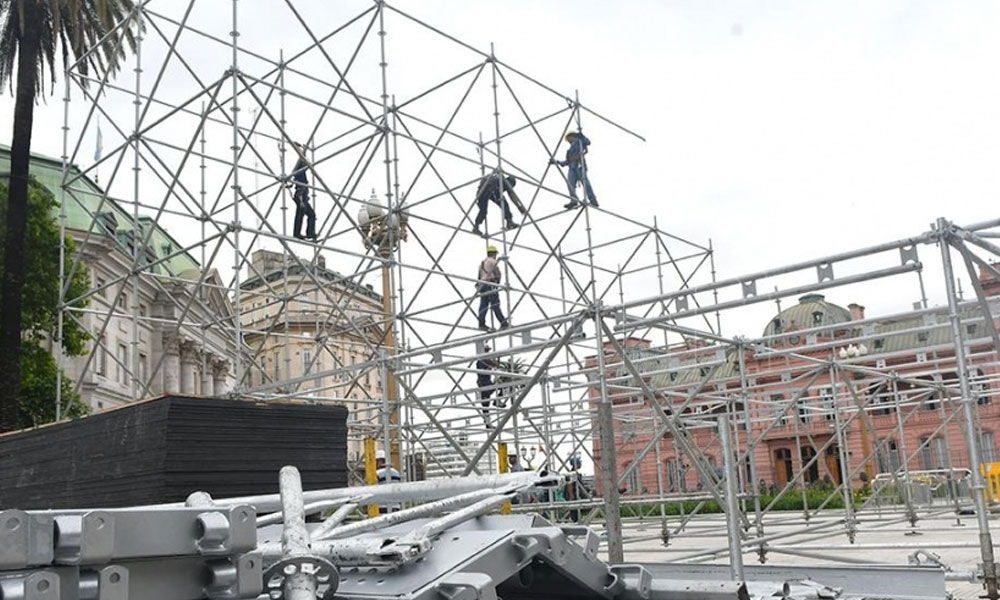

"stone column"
[201,353,216,397]
[213,359,231,396]
[179,340,199,395]
[162,333,181,395]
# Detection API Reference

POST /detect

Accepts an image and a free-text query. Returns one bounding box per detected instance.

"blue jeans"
[567,164,596,204]
[477,283,507,328]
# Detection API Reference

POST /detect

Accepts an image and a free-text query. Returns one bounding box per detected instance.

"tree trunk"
[0,4,41,432]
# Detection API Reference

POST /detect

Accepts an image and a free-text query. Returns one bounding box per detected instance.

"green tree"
[0,177,89,427]
[0,0,138,430]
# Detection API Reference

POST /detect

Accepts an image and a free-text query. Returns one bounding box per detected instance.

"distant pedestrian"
[375,449,401,512]
[550,131,597,209]
[472,170,522,237]
[290,142,317,241]
[476,245,510,332]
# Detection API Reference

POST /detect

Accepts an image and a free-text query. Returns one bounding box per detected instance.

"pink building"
[591,271,1000,497]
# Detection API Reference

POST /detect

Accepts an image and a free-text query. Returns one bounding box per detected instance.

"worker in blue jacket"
[550,131,598,209]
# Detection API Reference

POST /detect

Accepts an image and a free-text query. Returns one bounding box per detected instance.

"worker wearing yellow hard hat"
[476,245,510,332]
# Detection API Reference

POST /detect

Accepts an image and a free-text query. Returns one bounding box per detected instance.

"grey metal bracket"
[675,294,688,312]
[741,280,756,299]
[44,506,256,565]
[559,525,600,561]
[0,569,61,600]
[0,510,55,570]
[816,262,834,282]
[901,244,919,265]
[435,572,497,600]
[609,564,652,599]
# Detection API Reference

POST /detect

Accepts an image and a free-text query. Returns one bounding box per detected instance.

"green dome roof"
[764,294,851,337]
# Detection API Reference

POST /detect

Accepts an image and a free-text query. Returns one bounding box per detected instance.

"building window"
[139,304,147,318]
[981,432,997,464]
[973,369,990,405]
[302,350,312,374]
[873,338,884,350]
[118,292,128,312]
[772,318,783,334]
[917,331,929,343]
[919,437,938,470]
[923,389,940,411]
[770,394,787,427]
[812,311,823,326]
[95,334,107,376]
[97,278,107,298]
[273,351,280,380]
[774,448,793,486]
[800,446,819,483]
[818,387,835,422]
[968,323,978,336]
[117,343,129,386]
[138,353,148,387]
[797,396,810,424]
[877,439,901,473]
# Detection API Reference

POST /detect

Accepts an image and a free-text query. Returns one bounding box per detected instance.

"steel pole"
[940,221,999,599]
[718,414,745,581]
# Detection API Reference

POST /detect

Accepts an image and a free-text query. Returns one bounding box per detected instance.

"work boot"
[472,226,485,237]
[505,220,519,230]
[478,323,491,332]
[564,200,580,210]
[500,321,511,330]
[588,200,599,208]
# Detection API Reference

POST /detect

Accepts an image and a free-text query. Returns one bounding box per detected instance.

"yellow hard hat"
[487,245,498,254]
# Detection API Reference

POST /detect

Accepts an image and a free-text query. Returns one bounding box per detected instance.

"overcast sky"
[2,0,999,339]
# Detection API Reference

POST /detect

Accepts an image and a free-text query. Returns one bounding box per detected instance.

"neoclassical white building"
[239,249,386,462]
[1,146,237,412]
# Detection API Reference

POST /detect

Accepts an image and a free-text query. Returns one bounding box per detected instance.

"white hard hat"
[358,209,371,226]
[375,450,386,460]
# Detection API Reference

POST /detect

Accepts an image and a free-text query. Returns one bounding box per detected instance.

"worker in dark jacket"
[290,142,317,241]
[472,171,521,237]
[550,131,597,209]
[477,344,498,427]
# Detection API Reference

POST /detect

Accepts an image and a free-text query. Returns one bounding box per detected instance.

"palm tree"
[0,0,138,431]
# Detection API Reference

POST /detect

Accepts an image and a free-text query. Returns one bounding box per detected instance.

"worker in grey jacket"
[477,245,510,331]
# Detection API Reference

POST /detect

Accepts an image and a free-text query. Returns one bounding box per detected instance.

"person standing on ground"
[375,450,401,513]
[550,131,598,209]
[472,170,521,237]
[477,245,510,331]
[290,142,318,241]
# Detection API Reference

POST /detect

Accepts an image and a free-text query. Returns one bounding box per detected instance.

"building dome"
[763,293,851,337]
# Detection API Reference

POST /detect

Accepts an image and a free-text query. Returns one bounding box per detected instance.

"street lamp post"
[359,193,408,474]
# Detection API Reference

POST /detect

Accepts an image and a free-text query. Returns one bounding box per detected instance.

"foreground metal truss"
[52,0,1000,598]
[0,468,952,599]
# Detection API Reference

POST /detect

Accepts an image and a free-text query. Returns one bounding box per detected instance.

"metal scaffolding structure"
[54,1,1000,597]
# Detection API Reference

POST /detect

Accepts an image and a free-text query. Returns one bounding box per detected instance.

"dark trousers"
[293,185,316,239]
[477,284,507,328]
[478,377,494,419]
[474,195,513,228]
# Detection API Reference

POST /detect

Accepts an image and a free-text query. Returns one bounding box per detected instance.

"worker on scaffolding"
[477,345,500,428]
[550,131,598,209]
[472,170,522,237]
[289,142,318,241]
[477,245,510,332]
[375,449,401,513]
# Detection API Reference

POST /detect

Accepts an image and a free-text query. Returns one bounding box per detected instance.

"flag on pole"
[94,118,103,162]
